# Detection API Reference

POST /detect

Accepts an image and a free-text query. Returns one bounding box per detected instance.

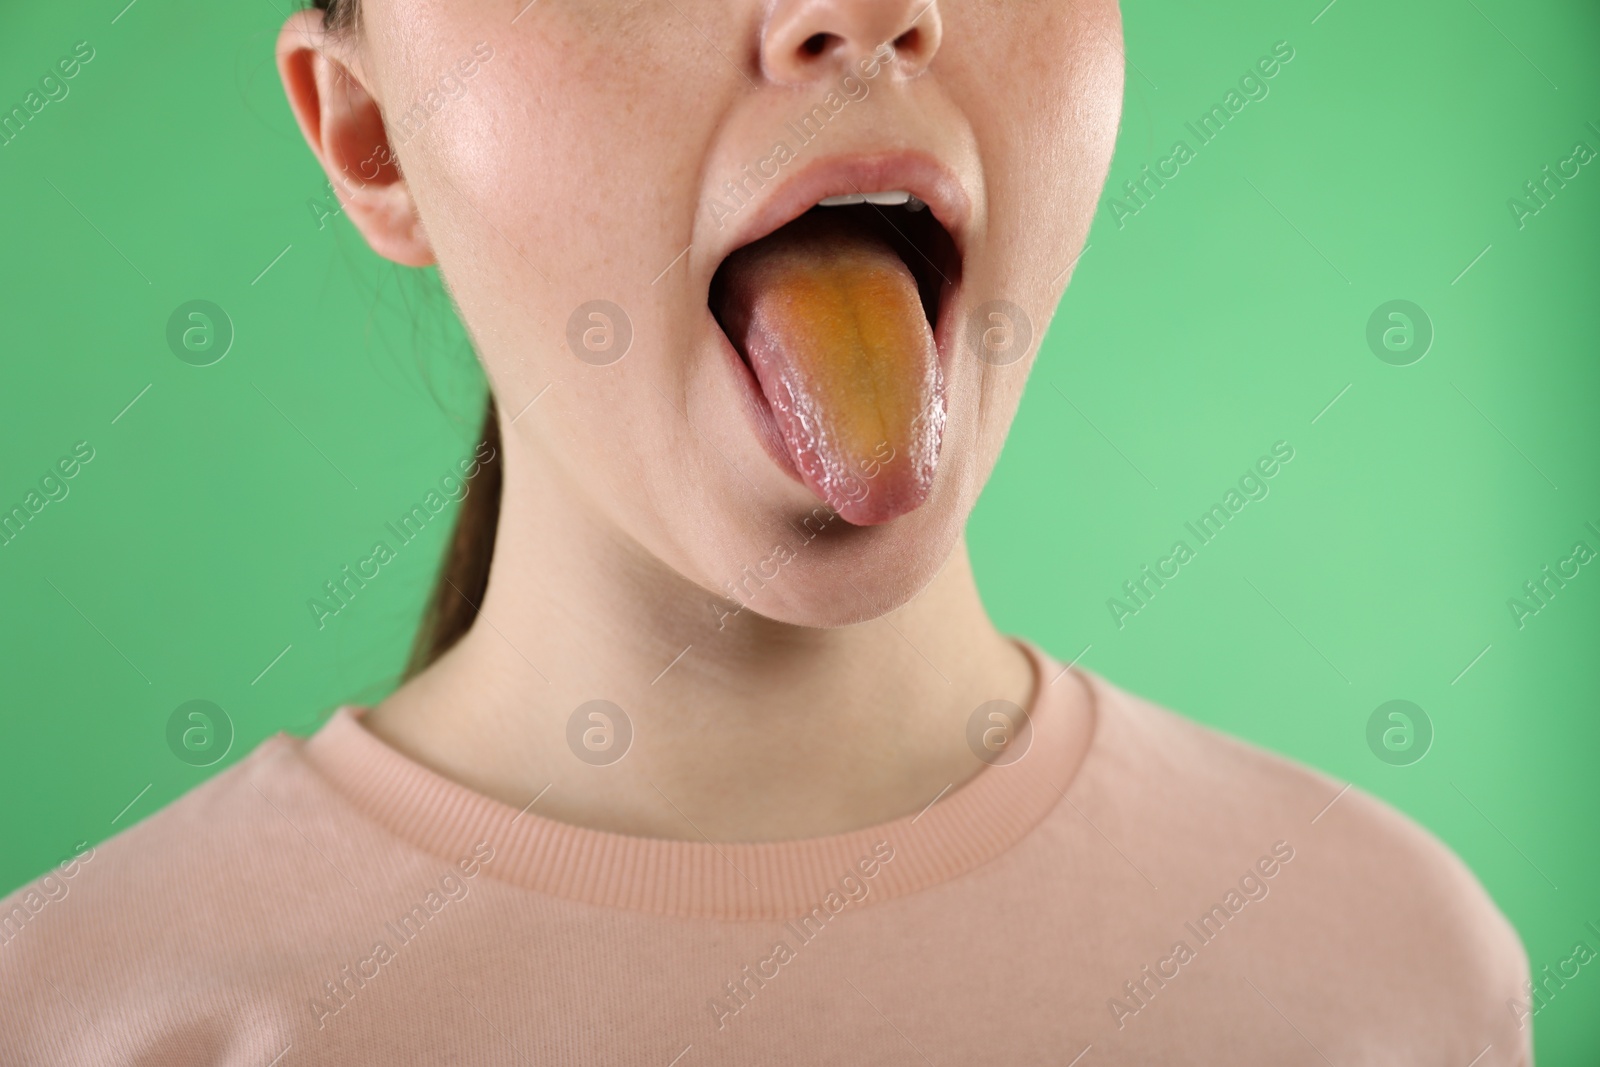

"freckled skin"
[274,0,1124,848]
[281,0,1124,622]
[714,212,944,524]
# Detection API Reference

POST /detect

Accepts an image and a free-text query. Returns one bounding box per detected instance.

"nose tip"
[761,0,942,85]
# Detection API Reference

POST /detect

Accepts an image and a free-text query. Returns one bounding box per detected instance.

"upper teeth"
[818,190,926,210]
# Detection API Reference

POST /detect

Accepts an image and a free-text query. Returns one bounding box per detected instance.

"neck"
[367,434,1038,843]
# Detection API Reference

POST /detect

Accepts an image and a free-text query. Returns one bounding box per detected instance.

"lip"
[704,150,973,285]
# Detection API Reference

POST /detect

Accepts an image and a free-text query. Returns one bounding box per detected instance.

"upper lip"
[702,150,973,275]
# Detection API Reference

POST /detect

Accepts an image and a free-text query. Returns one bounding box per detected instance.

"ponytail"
[308,0,499,677]
[405,395,503,677]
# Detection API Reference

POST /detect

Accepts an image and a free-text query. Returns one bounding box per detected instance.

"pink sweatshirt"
[1,644,1531,1064]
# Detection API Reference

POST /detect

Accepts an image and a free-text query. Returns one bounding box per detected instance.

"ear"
[276,11,435,267]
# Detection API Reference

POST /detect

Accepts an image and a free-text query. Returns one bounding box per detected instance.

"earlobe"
[275,11,435,267]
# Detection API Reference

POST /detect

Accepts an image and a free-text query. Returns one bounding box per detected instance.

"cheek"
[928,29,1117,313]
[394,9,724,378]
[993,7,1123,237]
[941,1,1122,433]
[948,1,1124,181]
[361,0,1123,611]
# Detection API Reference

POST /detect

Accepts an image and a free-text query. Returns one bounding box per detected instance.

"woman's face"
[295,0,1123,626]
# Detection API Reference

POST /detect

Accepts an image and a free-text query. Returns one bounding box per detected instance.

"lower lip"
[707,274,963,500]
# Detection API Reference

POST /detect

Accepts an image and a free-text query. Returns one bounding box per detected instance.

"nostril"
[763,4,941,84]
[801,33,834,57]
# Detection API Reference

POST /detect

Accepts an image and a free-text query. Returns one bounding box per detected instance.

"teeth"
[816,190,919,208]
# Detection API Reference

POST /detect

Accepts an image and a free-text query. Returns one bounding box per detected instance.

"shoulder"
[2,728,316,908]
[1076,672,1532,1059]
[0,731,343,1060]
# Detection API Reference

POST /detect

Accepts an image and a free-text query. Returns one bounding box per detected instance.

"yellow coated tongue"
[712,210,945,525]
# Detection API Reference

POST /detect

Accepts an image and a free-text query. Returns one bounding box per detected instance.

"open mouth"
[709,192,962,526]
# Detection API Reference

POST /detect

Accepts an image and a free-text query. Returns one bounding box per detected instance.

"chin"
[706,457,977,630]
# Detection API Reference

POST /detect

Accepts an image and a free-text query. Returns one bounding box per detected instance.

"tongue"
[713,210,946,526]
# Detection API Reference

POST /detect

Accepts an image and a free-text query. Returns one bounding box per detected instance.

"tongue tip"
[822,475,934,527]
[834,503,916,527]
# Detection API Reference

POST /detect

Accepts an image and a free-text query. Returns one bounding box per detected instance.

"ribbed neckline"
[299,640,1104,920]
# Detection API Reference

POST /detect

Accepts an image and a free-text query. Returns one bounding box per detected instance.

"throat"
[365,536,1034,844]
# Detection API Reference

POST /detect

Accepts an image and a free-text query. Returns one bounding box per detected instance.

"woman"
[0,0,1530,1062]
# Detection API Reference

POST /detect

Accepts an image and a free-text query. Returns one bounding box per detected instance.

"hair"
[310,0,502,679]
[309,0,358,32]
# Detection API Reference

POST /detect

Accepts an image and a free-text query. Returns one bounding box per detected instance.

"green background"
[2,0,1596,1059]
